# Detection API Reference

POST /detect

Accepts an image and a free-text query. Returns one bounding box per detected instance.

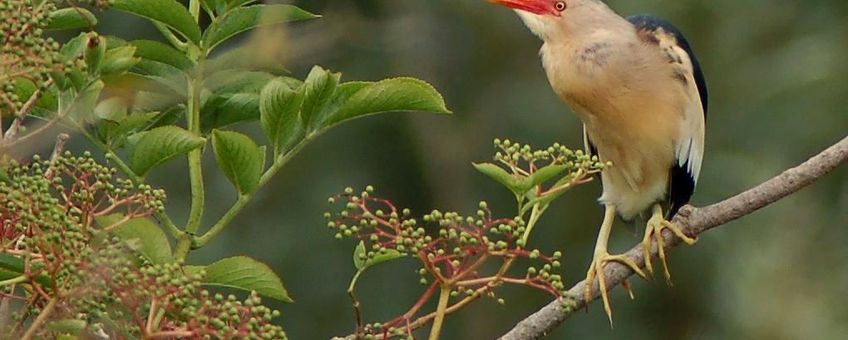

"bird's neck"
[556,1,632,40]
[538,19,640,125]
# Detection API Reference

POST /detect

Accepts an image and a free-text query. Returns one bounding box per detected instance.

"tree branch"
[500,136,848,340]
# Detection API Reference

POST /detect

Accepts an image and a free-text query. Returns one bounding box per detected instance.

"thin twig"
[20,297,57,340]
[428,287,452,340]
[44,133,69,179]
[499,136,848,340]
[3,80,51,142]
[347,270,365,335]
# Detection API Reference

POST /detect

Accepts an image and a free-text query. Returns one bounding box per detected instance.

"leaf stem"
[153,22,187,51]
[428,286,451,340]
[78,127,185,240]
[189,0,201,22]
[520,203,547,245]
[348,270,365,333]
[0,275,28,287]
[177,8,207,259]
[184,77,205,231]
[20,297,57,340]
[193,137,314,248]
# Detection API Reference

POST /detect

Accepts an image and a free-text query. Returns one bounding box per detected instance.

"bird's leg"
[642,204,697,283]
[585,205,646,324]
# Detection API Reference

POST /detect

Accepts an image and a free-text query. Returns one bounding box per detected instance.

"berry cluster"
[1,0,111,116]
[1,0,64,114]
[1,152,165,245]
[492,138,608,183]
[329,140,607,338]
[81,256,286,339]
[327,187,567,337]
[1,153,287,338]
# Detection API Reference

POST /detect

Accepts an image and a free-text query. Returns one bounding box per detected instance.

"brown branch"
[20,297,58,340]
[2,79,52,142]
[44,133,69,179]
[499,135,848,340]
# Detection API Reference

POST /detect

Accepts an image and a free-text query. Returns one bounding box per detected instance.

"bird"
[489,0,708,322]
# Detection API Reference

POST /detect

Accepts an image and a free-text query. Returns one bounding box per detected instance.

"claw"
[621,279,636,300]
[584,251,645,325]
[642,204,698,284]
[585,204,650,325]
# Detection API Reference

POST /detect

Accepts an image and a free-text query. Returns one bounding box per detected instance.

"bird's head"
[490,0,567,17]
[490,0,618,40]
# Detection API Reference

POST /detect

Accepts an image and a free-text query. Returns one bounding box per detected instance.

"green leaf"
[105,35,129,49]
[204,47,289,74]
[47,320,86,335]
[522,173,581,213]
[200,70,277,129]
[129,125,205,176]
[46,7,97,30]
[259,78,304,155]
[201,0,227,15]
[97,214,173,264]
[307,81,371,128]
[11,78,57,114]
[201,93,260,129]
[227,0,259,11]
[202,0,261,15]
[300,66,340,130]
[70,80,104,123]
[0,254,51,286]
[324,78,451,128]
[112,0,202,44]
[353,241,367,271]
[211,130,264,194]
[203,256,292,303]
[149,106,185,128]
[183,265,205,277]
[353,241,404,271]
[132,60,187,91]
[0,253,24,280]
[527,165,568,188]
[131,40,194,70]
[0,166,9,184]
[100,46,141,75]
[97,111,161,148]
[203,4,318,52]
[94,96,128,121]
[115,112,161,136]
[61,33,88,60]
[102,73,185,98]
[473,163,526,193]
[203,70,275,93]
[84,33,106,74]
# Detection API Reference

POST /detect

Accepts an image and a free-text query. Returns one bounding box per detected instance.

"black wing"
[628,15,708,218]
[628,15,708,115]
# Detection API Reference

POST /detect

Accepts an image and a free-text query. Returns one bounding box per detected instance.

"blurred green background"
[43,0,848,338]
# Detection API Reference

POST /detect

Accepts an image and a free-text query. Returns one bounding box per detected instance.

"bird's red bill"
[489,0,558,16]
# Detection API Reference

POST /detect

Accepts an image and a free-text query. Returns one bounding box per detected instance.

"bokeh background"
[30,0,848,338]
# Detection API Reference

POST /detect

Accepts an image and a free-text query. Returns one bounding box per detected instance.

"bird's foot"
[641,212,697,283]
[584,251,646,324]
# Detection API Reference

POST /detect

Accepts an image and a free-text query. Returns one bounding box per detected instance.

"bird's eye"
[554,1,567,11]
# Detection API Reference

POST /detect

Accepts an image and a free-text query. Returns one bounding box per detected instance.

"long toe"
[585,252,647,325]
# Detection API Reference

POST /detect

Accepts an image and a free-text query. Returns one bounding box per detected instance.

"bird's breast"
[540,36,692,218]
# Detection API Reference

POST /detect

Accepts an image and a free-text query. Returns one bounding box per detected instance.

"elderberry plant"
[328,140,608,339]
[2,0,450,338]
[0,153,289,338]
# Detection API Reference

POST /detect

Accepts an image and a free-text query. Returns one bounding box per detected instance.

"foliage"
[327,140,608,339]
[1,0,449,338]
[0,153,287,338]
